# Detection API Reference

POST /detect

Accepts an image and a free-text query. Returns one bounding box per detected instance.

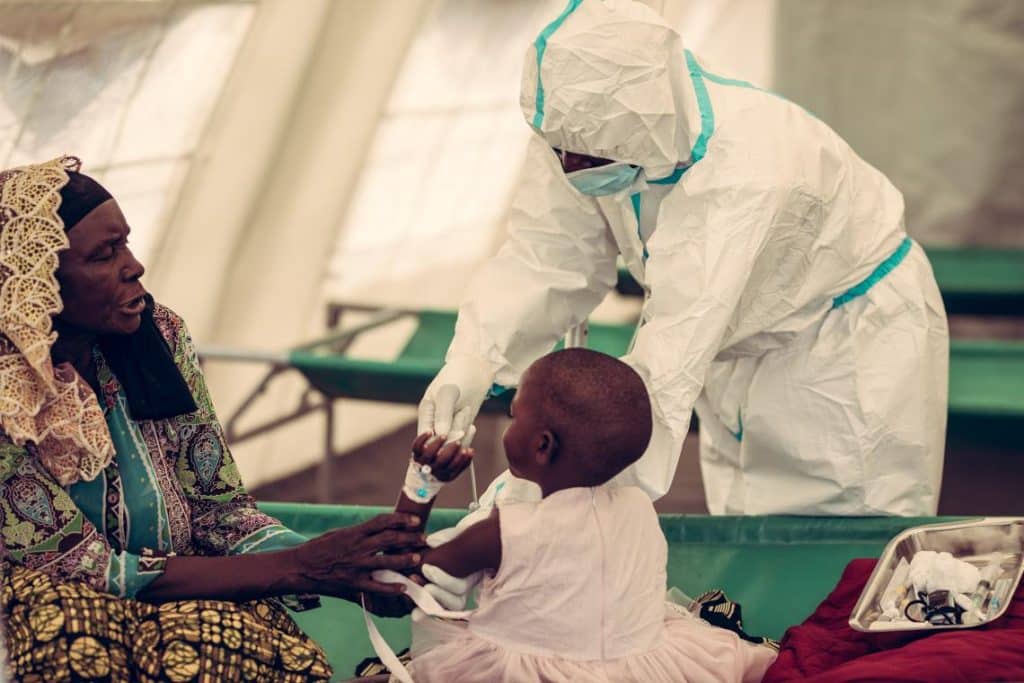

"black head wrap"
[58,170,113,231]
[58,169,196,421]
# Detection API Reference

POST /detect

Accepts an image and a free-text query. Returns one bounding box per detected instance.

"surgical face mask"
[566,162,641,196]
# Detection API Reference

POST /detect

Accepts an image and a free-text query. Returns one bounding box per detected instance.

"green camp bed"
[616,247,1024,315]
[286,310,1024,421]
[291,307,636,411]
[257,501,962,681]
[199,307,636,501]
[927,247,1024,315]
[947,339,1024,418]
[200,307,1024,504]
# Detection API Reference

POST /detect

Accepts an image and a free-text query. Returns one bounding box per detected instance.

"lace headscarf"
[0,156,114,485]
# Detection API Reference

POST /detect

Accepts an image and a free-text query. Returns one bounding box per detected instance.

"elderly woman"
[0,157,422,681]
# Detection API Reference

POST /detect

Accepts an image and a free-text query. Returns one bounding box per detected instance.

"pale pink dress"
[408,486,776,682]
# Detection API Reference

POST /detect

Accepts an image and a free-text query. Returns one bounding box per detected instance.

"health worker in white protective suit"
[417,0,949,555]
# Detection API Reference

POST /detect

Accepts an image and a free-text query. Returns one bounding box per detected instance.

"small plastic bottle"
[969,563,1003,619]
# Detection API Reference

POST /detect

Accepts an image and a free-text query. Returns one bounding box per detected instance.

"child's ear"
[534,429,559,465]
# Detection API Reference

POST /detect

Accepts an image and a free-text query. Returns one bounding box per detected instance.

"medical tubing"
[469,460,480,509]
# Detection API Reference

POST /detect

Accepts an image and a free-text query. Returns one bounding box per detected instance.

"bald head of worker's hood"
[519,0,693,180]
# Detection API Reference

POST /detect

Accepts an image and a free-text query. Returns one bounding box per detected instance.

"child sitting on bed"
[393,348,777,683]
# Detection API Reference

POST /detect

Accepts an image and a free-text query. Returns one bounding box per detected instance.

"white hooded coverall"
[446,0,949,515]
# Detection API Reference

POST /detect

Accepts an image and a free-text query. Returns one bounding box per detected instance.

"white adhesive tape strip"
[402,460,444,503]
[373,570,473,620]
[362,594,414,683]
[362,570,474,682]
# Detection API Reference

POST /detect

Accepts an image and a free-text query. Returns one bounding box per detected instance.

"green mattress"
[258,502,961,680]
[926,247,1024,314]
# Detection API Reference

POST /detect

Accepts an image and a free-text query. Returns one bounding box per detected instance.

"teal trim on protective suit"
[630,51,716,263]
[729,409,744,442]
[488,382,512,398]
[640,51,716,184]
[693,56,813,117]
[832,237,913,309]
[649,166,686,185]
[684,50,715,167]
[531,0,585,129]
[630,192,650,260]
[701,71,758,90]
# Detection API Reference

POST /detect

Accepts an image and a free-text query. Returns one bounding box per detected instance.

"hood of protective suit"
[520,0,693,179]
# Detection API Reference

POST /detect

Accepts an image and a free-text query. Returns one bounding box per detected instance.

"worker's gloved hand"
[410,528,484,652]
[417,355,494,443]
[414,473,541,615]
[417,527,484,612]
[421,563,479,612]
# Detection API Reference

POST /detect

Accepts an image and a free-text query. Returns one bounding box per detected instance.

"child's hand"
[412,432,474,483]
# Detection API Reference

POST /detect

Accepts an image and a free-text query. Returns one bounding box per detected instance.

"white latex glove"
[421,563,478,612]
[418,527,484,612]
[418,355,495,442]
[409,531,480,656]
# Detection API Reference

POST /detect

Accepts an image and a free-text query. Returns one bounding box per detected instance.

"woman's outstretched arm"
[138,512,425,603]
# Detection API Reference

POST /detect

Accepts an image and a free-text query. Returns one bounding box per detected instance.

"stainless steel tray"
[850,517,1024,632]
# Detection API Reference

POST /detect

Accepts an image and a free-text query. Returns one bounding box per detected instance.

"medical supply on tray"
[850,518,1024,632]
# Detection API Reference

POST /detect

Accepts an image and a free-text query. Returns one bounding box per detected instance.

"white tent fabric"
[155,0,432,486]
[324,0,566,311]
[0,1,254,265]
[774,0,1024,246]
[659,0,776,87]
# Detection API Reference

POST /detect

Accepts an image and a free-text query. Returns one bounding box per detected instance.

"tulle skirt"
[408,606,776,683]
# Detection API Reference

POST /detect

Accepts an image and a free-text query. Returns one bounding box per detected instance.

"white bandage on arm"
[403,459,445,503]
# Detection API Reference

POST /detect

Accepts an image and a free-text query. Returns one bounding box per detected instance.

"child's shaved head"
[525,348,652,485]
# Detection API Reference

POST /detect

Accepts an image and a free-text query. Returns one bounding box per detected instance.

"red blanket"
[763,559,1024,683]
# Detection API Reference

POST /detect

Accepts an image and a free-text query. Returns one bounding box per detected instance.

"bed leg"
[320,397,335,503]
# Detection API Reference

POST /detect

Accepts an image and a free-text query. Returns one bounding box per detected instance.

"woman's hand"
[289,513,426,600]
[411,432,474,483]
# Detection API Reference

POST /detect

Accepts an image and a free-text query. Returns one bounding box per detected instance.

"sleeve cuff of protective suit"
[488,383,512,398]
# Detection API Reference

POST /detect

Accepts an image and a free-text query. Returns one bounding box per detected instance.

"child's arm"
[422,507,501,578]
[393,433,499,586]
[395,432,475,533]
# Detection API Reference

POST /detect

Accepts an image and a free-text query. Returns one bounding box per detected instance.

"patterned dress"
[0,304,331,681]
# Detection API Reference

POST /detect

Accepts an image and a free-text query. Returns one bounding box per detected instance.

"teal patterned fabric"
[1,304,308,598]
